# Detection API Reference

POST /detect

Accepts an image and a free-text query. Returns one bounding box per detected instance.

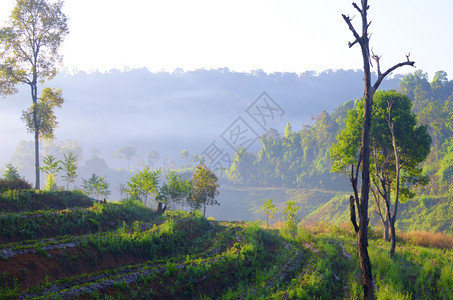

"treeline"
[226,70,453,195]
[226,109,349,190]
[399,70,453,194]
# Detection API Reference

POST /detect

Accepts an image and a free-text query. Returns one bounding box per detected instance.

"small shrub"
[164,262,177,277]
[295,226,314,243]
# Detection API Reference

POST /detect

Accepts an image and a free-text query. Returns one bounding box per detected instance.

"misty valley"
[1,0,452,299]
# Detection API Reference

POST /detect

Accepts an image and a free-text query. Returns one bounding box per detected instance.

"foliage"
[43,173,57,191]
[21,88,64,140]
[190,164,220,216]
[61,152,78,190]
[39,155,62,192]
[282,200,300,232]
[226,147,257,186]
[0,0,69,189]
[3,163,21,180]
[399,70,453,194]
[226,113,342,189]
[124,166,160,205]
[261,198,277,227]
[157,171,192,209]
[331,90,432,254]
[82,174,111,200]
[0,178,33,192]
[0,190,92,213]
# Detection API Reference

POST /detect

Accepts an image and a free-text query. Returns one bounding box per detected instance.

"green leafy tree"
[226,147,257,186]
[40,155,62,175]
[157,171,192,210]
[282,200,300,232]
[61,152,78,190]
[125,166,161,206]
[82,174,110,200]
[40,154,62,191]
[331,90,431,256]
[373,91,431,256]
[3,163,21,180]
[190,165,220,217]
[262,198,277,228]
[284,122,292,138]
[43,173,57,191]
[22,87,64,140]
[0,0,69,190]
[119,146,136,170]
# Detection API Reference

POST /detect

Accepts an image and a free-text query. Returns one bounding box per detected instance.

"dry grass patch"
[399,231,453,249]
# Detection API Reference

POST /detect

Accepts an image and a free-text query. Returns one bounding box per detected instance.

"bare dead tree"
[342,1,415,299]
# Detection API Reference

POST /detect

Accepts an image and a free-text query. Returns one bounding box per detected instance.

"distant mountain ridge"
[0,68,401,169]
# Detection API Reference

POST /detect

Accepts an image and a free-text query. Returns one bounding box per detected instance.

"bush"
[0,178,33,192]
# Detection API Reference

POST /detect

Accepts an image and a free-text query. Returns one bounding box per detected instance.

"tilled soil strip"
[20,254,224,299]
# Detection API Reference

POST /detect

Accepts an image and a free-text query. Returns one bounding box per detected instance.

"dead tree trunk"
[342,1,414,299]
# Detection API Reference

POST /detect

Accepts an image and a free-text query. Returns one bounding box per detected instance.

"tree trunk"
[31,79,40,190]
[383,218,390,242]
[389,218,396,256]
[342,1,414,297]
[157,202,167,214]
[388,112,401,258]
[203,203,206,217]
[357,224,374,299]
[358,90,375,300]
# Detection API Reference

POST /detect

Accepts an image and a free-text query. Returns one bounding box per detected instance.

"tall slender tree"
[0,0,69,189]
[341,1,415,298]
[61,152,78,190]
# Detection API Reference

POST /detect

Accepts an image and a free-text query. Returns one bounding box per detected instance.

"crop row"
[0,219,168,259]
[0,190,93,213]
[17,221,292,299]
[0,211,221,292]
[0,200,157,243]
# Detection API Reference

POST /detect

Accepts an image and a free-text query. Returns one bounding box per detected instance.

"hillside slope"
[301,193,453,235]
[0,190,452,299]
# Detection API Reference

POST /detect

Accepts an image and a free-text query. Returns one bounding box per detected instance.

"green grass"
[1,189,452,299]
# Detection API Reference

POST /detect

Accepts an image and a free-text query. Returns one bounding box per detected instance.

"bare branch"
[373,55,415,90]
[371,48,382,76]
[342,14,362,48]
[348,39,359,48]
[352,2,362,14]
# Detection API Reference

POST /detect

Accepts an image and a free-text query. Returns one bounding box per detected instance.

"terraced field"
[1,191,452,299]
[0,191,353,299]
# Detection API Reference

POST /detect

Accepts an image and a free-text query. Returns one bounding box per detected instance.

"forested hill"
[0,68,400,168]
[226,70,453,193]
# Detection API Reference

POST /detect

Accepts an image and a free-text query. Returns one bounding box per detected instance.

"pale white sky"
[1,0,452,79]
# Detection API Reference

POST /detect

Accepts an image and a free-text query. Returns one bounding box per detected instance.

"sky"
[1,0,452,79]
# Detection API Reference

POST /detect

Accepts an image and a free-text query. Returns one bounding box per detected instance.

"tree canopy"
[0,0,69,189]
[191,165,220,217]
